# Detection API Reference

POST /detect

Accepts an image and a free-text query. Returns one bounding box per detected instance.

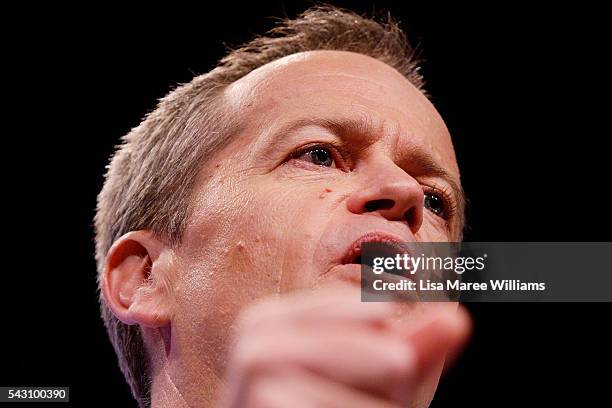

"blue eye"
[298,147,334,167]
[424,193,445,217]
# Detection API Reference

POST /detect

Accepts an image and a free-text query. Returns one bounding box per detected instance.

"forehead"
[223,50,459,177]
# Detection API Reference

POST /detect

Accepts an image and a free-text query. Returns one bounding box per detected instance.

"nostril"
[404,207,415,221]
[364,199,394,212]
[404,207,420,231]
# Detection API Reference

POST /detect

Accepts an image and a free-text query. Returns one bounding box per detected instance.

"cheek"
[179,173,328,294]
[241,176,340,291]
[417,212,453,242]
[173,170,337,323]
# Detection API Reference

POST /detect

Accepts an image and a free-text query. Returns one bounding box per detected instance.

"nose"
[346,162,424,234]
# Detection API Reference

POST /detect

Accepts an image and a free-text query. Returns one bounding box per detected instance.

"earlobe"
[101,231,174,328]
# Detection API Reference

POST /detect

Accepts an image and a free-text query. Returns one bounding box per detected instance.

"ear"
[101,230,175,328]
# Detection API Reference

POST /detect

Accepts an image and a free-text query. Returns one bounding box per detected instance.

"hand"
[219,285,471,408]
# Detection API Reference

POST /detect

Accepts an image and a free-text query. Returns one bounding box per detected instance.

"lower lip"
[318,264,362,286]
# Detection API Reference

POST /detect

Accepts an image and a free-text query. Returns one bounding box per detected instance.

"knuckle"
[386,344,415,381]
[248,377,282,408]
[232,336,266,377]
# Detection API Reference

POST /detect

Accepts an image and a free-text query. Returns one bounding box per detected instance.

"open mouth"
[350,253,363,266]
[341,232,411,273]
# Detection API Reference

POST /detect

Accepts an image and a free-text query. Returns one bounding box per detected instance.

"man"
[95,6,471,407]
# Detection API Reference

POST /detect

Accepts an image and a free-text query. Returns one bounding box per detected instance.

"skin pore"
[103,50,468,408]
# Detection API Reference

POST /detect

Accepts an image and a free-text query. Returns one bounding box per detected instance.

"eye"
[295,146,336,167]
[424,192,446,217]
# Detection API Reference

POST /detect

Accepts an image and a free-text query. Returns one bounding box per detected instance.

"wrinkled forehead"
[223,50,459,177]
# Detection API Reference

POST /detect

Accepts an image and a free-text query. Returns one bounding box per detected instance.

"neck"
[150,365,191,408]
[146,326,225,407]
[146,327,191,408]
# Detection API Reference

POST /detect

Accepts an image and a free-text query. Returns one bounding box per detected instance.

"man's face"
[167,51,462,403]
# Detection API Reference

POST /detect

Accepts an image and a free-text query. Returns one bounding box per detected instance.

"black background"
[2,1,611,406]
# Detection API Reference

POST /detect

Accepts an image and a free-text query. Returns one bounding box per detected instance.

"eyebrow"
[263,116,466,222]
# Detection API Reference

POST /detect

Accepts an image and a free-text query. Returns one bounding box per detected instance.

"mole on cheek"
[319,187,333,199]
